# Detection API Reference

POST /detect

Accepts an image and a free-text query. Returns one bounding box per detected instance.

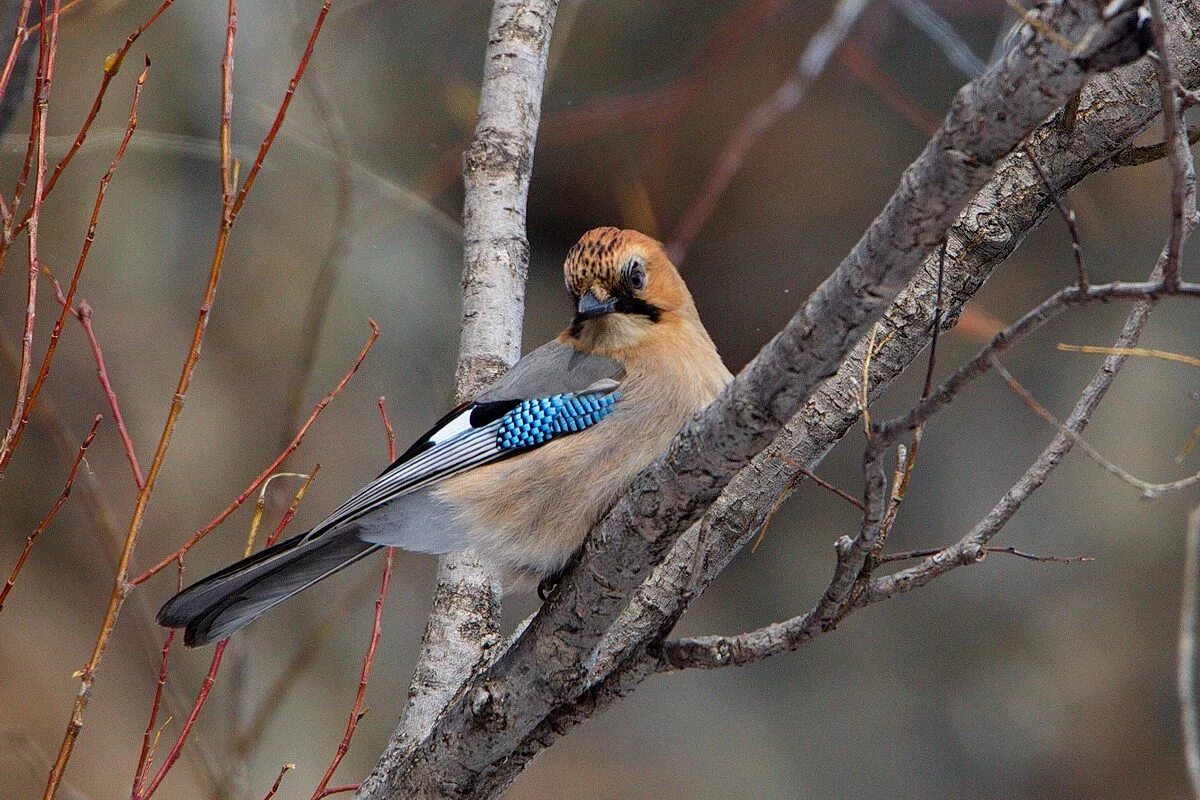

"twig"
[43,0,233,762]
[278,6,352,454]
[135,639,230,799]
[0,0,36,150]
[361,3,557,793]
[1058,342,1200,368]
[130,567,181,797]
[1147,0,1198,292]
[131,321,378,585]
[232,573,374,756]
[0,0,58,476]
[877,545,1094,564]
[314,786,357,799]
[311,549,393,798]
[244,472,311,556]
[992,354,1200,500]
[1107,125,1200,169]
[666,0,871,263]
[1003,0,1076,51]
[377,397,395,461]
[775,453,865,511]
[890,0,985,77]
[1025,144,1088,289]
[8,0,174,238]
[261,764,295,800]
[0,413,99,611]
[0,57,148,473]
[1180,505,1200,799]
[265,466,319,548]
[228,0,330,220]
[836,40,942,137]
[42,0,333,789]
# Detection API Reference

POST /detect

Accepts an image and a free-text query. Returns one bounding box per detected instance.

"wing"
[302,341,623,543]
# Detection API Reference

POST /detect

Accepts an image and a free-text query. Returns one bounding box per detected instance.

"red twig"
[0,0,59,477]
[80,302,144,487]
[9,0,175,238]
[135,639,230,799]
[0,0,34,119]
[265,465,321,548]
[132,320,379,584]
[377,396,396,461]
[837,41,942,137]
[130,628,176,796]
[0,58,149,475]
[311,549,393,797]
[261,764,295,800]
[666,0,868,263]
[313,785,358,799]
[42,3,238,795]
[310,396,398,796]
[0,414,99,611]
[42,270,145,488]
[229,0,331,221]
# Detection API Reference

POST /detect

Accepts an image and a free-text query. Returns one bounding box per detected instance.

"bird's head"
[562,227,695,352]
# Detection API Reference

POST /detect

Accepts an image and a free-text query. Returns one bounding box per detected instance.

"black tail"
[157,530,379,647]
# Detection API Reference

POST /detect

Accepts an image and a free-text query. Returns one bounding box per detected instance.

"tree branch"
[382,2,1166,797]
[357,2,559,797]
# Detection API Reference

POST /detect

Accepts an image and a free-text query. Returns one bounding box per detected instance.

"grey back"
[478,339,623,402]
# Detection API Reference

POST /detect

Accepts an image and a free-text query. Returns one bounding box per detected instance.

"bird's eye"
[626,258,646,291]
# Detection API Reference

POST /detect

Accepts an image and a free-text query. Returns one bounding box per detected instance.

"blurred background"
[1,0,1198,797]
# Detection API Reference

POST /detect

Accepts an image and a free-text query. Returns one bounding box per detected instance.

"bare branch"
[464,4,1200,785]
[386,3,1162,795]
[666,0,871,263]
[358,2,559,797]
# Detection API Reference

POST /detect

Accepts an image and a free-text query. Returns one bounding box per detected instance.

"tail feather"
[157,530,379,647]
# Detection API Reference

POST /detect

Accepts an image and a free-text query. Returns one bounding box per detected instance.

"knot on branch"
[463,129,532,178]
[468,681,507,721]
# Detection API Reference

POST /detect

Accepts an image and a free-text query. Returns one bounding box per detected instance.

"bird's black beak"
[576,289,617,319]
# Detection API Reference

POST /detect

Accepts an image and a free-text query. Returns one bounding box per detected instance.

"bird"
[158,227,732,647]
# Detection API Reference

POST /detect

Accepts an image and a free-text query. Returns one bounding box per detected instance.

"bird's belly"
[434,407,675,590]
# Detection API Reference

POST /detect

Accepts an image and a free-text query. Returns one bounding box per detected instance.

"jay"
[159,227,731,646]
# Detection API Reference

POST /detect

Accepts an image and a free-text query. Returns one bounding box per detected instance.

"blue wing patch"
[497,392,618,450]
[301,380,620,542]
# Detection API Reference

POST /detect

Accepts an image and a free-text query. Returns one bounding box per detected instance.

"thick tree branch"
[443,2,1200,791]
[357,2,559,797]
[382,2,1163,796]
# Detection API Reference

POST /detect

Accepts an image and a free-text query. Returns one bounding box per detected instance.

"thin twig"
[311,549,393,797]
[8,0,175,238]
[1107,125,1200,169]
[131,322,378,585]
[877,545,1094,564]
[666,0,872,263]
[0,0,59,476]
[1058,342,1200,368]
[0,413,100,611]
[992,354,1200,500]
[1,57,148,473]
[135,640,230,799]
[1025,144,1088,289]
[130,564,182,797]
[261,764,295,800]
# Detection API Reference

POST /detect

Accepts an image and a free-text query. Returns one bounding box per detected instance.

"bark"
[355,2,559,798]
